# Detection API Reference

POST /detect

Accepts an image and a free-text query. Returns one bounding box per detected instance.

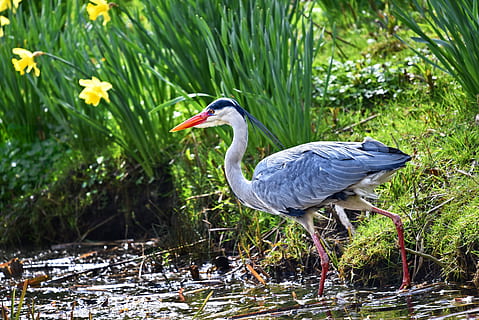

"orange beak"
[170,111,210,132]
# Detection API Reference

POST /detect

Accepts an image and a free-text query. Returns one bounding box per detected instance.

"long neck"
[224,117,254,204]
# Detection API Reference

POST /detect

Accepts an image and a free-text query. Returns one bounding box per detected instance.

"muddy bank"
[1,159,177,246]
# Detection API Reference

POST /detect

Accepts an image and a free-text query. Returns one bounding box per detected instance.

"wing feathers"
[251,138,410,215]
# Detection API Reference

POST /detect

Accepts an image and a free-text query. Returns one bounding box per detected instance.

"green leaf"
[149,93,211,114]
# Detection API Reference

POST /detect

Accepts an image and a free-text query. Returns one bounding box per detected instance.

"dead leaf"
[0,258,23,278]
[189,264,200,280]
[17,275,48,288]
[178,288,185,302]
[246,263,266,285]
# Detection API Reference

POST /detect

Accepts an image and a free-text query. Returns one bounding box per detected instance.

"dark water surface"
[1,243,478,319]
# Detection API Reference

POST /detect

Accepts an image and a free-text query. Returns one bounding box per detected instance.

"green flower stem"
[41,52,90,77]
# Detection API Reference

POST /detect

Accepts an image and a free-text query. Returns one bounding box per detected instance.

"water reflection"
[1,248,478,319]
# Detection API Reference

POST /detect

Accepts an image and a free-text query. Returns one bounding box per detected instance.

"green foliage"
[200,0,320,146]
[337,77,479,285]
[428,198,479,281]
[0,155,175,246]
[0,1,75,144]
[315,0,384,27]
[339,215,403,286]
[314,57,410,109]
[0,138,69,209]
[0,0,189,176]
[10,282,28,320]
[394,0,479,101]
[141,0,321,147]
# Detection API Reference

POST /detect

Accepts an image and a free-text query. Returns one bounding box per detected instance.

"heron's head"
[170,98,245,132]
[170,98,284,149]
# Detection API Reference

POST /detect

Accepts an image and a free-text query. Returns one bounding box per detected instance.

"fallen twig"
[17,275,49,288]
[185,191,223,201]
[51,239,137,250]
[46,239,207,284]
[245,263,267,285]
[457,169,479,186]
[426,197,454,215]
[207,227,236,232]
[405,248,445,268]
[335,114,379,134]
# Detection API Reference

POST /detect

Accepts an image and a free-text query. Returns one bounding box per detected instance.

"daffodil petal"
[13,0,22,8]
[11,48,40,77]
[0,1,8,12]
[0,16,10,26]
[87,0,111,25]
[13,48,33,57]
[0,0,21,11]
[79,76,112,106]
[100,82,112,91]
[102,12,111,26]
[33,65,40,77]
[86,3,101,21]
[12,58,25,75]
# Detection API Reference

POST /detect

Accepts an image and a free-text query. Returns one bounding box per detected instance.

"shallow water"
[1,244,478,319]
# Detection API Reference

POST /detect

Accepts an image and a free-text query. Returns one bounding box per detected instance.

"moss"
[339,214,407,287]
[426,194,479,282]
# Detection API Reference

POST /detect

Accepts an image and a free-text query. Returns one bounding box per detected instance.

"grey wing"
[251,139,410,214]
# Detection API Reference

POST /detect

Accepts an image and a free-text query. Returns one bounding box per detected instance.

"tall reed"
[140,0,323,147]
[394,0,479,101]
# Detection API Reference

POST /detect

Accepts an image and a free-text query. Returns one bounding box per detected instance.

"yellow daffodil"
[11,48,43,77]
[79,76,112,106]
[0,15,9,37]
[87,0,111,26]
[0,0,22,12]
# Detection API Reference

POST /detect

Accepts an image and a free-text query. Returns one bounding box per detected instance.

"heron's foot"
[399,280,412,291]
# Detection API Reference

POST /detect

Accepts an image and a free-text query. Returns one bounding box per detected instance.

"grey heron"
[171,98,411,296]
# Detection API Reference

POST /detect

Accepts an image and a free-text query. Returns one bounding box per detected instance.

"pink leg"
[311,232,329,296]
[371,206,411,290]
